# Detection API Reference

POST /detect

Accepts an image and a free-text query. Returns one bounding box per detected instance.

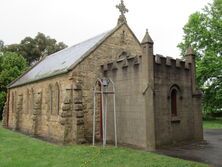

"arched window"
[54,83,60,115]
[14,91,17,113]
[29,88,34,114]
[11,92,15,113]
[48,84,53,114]
[26,89,29,114]
[171,89,177,117]
[18,94,23,113]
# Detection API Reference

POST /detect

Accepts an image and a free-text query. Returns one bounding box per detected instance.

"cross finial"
[116,0,129,16]
[116,0,129,25]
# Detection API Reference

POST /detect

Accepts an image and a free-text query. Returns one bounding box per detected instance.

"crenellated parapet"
[154,54,191,70]
[101,55,142,73]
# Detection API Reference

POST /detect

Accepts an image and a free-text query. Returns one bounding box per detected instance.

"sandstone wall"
[153,55,201,147]
[102,55,147,148]
[71,24,143,145]
[7,74,74,143]
[5,23,143,145]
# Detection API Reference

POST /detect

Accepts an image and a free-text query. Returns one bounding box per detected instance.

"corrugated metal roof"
[9,30,112,88]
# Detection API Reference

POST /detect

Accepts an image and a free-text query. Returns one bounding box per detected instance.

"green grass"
[203,118,222,129]
[0,124,207,167]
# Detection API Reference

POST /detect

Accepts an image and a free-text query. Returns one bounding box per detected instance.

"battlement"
[154,54,191,70]
[101,53,191,73]
[101,55,142,72]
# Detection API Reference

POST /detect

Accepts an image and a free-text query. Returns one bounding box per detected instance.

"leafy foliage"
[0,33,67,119]
[0,92,6,120]
[178,0,222,115]
[3,33,67,65]
[0,40,4,51]
[0,52,28,119]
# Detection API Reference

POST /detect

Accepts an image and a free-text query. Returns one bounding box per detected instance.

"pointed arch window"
[48,83,60,115]
[54,83,60,115]
[171,89,177,117]
[29,88,34,114]
[26,89,29,114]
[11,92,15,113]
[48,84,53,114]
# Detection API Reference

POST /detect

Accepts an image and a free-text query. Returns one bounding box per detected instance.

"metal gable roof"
[9,30,112,88]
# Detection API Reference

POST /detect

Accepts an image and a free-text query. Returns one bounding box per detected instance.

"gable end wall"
[71,24,146,147]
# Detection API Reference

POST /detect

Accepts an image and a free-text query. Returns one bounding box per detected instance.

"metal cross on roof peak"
[116,0,129,17]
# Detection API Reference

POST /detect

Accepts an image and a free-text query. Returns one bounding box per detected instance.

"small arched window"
[48,84,53,114]
[26,89,29,114]
[171,89,177,117]
[30,88,34,114]
[11,92,15,113]
[54,83,60,115]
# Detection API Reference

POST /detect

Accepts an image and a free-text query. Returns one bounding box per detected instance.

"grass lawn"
[0,124,207,167]
[203,118,222,129]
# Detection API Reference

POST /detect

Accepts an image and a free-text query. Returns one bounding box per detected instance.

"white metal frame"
[92,78,117,147]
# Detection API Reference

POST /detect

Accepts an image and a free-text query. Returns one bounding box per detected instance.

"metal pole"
[113,90,117,147]
[104,87,108,146]
[92,78,116,147]
[101,85,105,147]
[92,88,96,146]
[109,78,117,147]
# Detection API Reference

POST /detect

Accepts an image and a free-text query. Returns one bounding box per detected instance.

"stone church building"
[2,1,203,150]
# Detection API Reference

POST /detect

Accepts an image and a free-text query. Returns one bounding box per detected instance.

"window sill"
[171,116,181,123]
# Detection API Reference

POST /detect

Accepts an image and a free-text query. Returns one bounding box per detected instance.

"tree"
[0,52,28,119]
[4,33,67,65]
[0,40,4,51]
[178,0,222,116]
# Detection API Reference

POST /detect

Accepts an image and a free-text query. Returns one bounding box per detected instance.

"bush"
[0,92,6,120]
[0,52,28,120]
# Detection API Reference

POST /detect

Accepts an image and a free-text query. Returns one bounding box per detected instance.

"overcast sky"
[0,0,211,58]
